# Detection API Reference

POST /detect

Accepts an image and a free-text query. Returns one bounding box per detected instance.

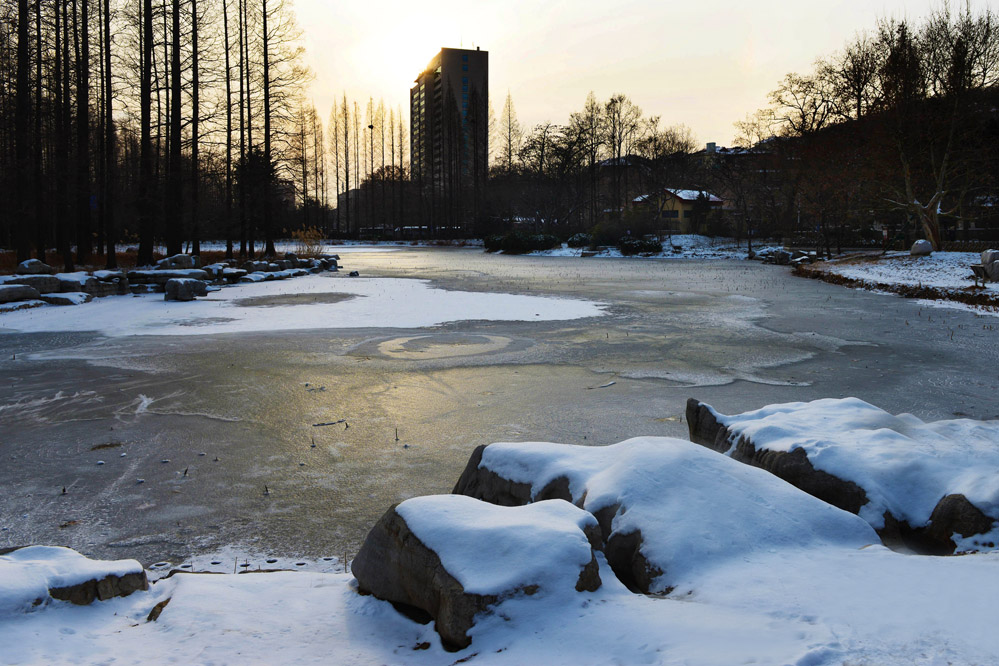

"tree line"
[1,0,309,270]
[731,3,999,251]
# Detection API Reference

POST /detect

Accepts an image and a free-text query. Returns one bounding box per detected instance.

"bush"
[483,231,559,254]
[590,221,625,247]
[618,236,663,256]
[567,232,592,248]
[291,226,323,257]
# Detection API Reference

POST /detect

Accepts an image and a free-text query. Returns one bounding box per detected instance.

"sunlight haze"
[295,0,990,147]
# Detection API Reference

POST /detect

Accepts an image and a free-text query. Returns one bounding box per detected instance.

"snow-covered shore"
[5,420,999,665]
[802,250,999,316]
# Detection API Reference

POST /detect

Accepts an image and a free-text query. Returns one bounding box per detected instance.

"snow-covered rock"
[353,496,601,650]
[686,397,999,553]
[15,259,55,275]
[0,283,40,304]
[0,546,146,613]
[128,268,209,285]
[1,274,60,293]
[157,254,198,270]
[164,278,208,302]
[454,437,877,593]
[910,239,933,256]
[38,292,93,306]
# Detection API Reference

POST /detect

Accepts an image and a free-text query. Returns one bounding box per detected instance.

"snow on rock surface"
[687,397,999,552]
[353,496,601,649]
[455,437,877,592]
[0,546,146,613]
[396,496,600,597]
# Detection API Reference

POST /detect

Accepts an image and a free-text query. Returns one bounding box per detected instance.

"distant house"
[633,189,723,234]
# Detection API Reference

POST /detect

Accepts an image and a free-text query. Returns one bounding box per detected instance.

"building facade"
[410,47,488,233]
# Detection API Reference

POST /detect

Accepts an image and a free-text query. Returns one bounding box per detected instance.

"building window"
[462,54,468,62]
[462,64,468,71]
[462,77,467,84]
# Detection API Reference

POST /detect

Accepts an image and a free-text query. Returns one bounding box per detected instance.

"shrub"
[291,226,323,257]
[483,231,559,254]
[618,236,663,256]
[567,232,592,248]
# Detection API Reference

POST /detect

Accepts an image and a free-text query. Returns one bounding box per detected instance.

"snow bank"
[716,397,999,528]
[396,496,597,596]
[0,546,143,614]
[477,437,877,589]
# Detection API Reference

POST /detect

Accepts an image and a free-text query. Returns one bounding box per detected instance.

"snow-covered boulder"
[453,438,876,594]
[910,239,933,256]
[242,260,273,273]
[157,254,198,270]
[686,397,999,554]
[353,496,601,650]
[38,292,92,306]
[15,259,55,275]
[0,546,147,613]
[2,274,60,293]
[982,249,999,281]
[0,283,40,304]
[55,272,99,294]
[128,268,208,285]
[164,278,208,302]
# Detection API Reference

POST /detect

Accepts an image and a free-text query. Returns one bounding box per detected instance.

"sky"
[293,0,990,148]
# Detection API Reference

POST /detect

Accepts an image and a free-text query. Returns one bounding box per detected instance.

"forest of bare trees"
[0,0,313,270]
[1,1,997,264]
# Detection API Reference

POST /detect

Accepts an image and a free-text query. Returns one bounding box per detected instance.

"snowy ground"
[806,250,998,316]
[4,494,999,665]
[0,274,603,336]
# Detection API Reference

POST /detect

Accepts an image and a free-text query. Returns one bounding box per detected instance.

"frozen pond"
[1,247,996,566]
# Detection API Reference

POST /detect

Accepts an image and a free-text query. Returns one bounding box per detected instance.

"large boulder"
[453,437,875,595]
[910,239,933,256]
[982,250,999,281]
[128,268,208,285]
[15,259,55,275]
[0,284,40,304]
[0,546,147,612]
[164,278,208,301]
[157,254,198,270]
[686,397,999,554]
[353,496,601,650]
[38,292,93,306]
[3,274,60,293]
[55,272,99,294]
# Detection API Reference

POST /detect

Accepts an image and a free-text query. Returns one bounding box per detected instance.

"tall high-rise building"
[410,47,488,230]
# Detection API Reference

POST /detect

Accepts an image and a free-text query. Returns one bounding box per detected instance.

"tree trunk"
[59,0,75,271]
[15,0,31,263]
[75,0,92,265]
[223,0,233,259]
[261,0,275,257]
[165,0,182,256]
[34,0,45,263]
[137,0,154,266]
[103,0,116,268]
[190,0,200,256]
